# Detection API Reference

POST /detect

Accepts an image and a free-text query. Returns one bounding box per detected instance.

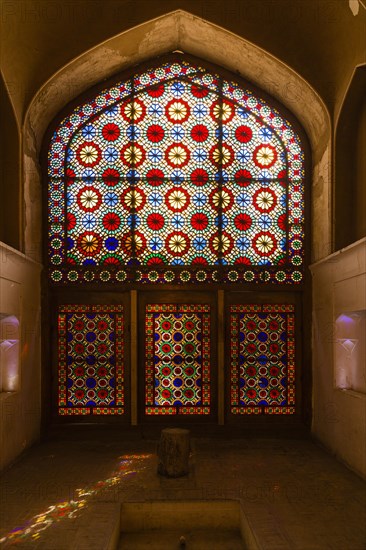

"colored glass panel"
[230,304,295,414]
[48,58,305,284]
[145,304,211,415]
[58,305,124,415]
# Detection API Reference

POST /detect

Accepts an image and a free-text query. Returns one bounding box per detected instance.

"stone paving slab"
[0,436,365,549]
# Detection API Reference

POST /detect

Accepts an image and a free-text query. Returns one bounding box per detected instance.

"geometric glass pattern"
[58,305,124,415]
[48,56,305,285]
[230,304,295,414]
[145,304,211,415]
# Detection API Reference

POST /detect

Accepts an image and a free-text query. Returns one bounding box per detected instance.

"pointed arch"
[46,54,306,285]
[23,10,330,264]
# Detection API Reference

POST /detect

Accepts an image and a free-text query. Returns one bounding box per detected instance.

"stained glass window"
[48,56,305,284]
[145,304,211,415]
[230,304,295,414]
[58,305,124,415]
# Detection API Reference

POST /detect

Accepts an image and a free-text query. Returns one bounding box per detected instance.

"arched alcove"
[335,64,366,250]
[0,314,20,392]
[0,73,21,250]
[41,49,312,426]
[20,10,330,433]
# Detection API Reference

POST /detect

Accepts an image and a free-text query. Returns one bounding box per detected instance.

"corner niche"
[0,314,20,392]
[335,310,366,394]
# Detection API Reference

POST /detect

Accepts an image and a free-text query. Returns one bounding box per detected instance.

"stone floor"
[0,431,365,549]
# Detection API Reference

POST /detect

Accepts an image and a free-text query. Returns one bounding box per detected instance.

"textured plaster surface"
[311,144,332,262]
[311,238,366,478]
[26,11,329,156]
[0,243,42,470]
[23,155,42,262]
[2,1,365,124]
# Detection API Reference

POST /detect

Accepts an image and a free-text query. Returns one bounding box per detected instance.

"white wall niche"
[0,313,20,392]
[335,310,366,394]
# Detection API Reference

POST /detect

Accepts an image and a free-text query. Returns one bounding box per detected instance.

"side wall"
[0,70,42,470]
[0,74,21,250]
[311,238,366,478]
[0,243,42,470]
[312,66,366,478]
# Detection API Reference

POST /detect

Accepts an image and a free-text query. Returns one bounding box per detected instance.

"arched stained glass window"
[47,56,305,285]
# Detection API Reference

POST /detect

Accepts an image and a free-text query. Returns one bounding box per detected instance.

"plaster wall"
[311,238,366,478]
[0,243,42,470]
[2,0,365,125]
[335,65,366,250]
[0,74,21,251]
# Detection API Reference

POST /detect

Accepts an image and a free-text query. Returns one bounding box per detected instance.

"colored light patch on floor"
[0,454,151,547]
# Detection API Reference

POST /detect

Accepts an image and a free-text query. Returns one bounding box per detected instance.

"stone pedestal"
[157,428,190,478]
